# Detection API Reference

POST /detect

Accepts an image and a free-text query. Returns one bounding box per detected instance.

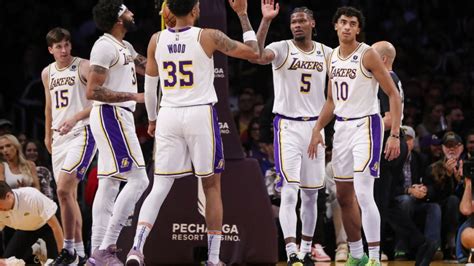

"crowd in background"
[0,0,474,263]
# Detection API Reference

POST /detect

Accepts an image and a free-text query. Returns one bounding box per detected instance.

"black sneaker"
[78,255,88,266]
[300,252,314,266]
[287,253,303,266]
[415,240,438,266]
[53,249,79,265]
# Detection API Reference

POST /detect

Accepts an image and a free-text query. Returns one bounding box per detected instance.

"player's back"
[270,40,331,118]
[330,43,379,118]
[49,57,90,131]
[90,34,138,111]
[156,27,216,107]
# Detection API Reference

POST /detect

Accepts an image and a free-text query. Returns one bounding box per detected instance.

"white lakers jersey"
[90,33,138,111]
[267,40,331,117]
[48,57,90,130]
[156,27,217,107]
[330,43,379,118]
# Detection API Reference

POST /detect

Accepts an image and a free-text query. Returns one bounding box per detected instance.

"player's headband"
[118,4,127,18]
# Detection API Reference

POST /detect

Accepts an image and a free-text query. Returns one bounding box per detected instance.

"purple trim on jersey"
[101,105,133,173]
[167,26,192,33]
[212,106,225,173]
[75,126,96,180]
[368,114,383,177]
[273,116,284,189]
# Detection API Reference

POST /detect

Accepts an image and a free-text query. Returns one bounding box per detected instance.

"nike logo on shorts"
[356,122,366,127]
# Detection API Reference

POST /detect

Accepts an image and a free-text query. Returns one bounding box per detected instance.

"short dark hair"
[290,6,314,20]
[332,6,365,30]
[0,181,12,199]
[46,27,71,47]
[167,0,198,17]
[93,0,123,32]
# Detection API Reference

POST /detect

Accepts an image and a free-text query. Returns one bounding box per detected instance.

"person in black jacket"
[372,41,437,265]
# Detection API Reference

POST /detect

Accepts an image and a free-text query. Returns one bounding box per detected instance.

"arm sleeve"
[266,41,288,68]
[90,40,117,69]
[144,75,160,121]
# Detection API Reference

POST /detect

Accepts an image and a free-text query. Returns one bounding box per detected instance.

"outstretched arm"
[249,0,279,65]
[134,54,147,76]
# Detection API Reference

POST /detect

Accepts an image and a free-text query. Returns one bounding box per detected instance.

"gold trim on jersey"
[104,33,127,48]
[300,183,325,190]
[320,43,329,75]
[155,31,162,45]
[48,64,53,90]
[197,28,203,42]
[154,169,193,176]
[114,106,145,168]
[274,41,289,70]
[354,116,372,173]
[336,42,363,61]
[98,105,119,176]
[109,48,120,69]
[291,40,316,55]
[61,126,87,172]
[359,47,373,79]
[54,57,78,72]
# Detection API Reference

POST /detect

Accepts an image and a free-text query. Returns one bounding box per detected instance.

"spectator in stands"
[425,131,464,259]
[0,120,13,137]
[23,140,54,200]
[417,103,445,139]
[234,91,256,144]
[0,134,40,190]
[464,130,474,156]
[457,163,474,263]
[243,118,273,175]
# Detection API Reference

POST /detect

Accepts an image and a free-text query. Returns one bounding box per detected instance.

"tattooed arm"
[134,54,147,76]
[201,29,259,60]
[86,65,142,103]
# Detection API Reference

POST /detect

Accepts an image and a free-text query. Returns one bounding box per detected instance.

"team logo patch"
[70,65,77,71]
[353,55,358,60]
[216,159,225,170]
[371,162,379,172]
[79,167,86,175]
[121,158,130,168]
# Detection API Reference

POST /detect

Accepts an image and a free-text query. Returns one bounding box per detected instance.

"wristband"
[243,30,257,42]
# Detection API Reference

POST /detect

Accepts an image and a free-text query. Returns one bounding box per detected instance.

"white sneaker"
[311,243,331,262]
[335,243,348,262]
[32,238,47,265]
[381,252,388,261]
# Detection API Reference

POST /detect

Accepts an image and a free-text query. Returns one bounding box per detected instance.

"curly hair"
[167,0,197,17]
[45,27,71,47]
[93,0,123,32]
[332,6,365,30]
[290,6,314,20]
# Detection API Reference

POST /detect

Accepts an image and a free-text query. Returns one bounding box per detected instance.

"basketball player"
[86,0,149,265]
[41,27,97,265]
[250,1,331,264]
[125,0,259,265]
[307,7,401,265]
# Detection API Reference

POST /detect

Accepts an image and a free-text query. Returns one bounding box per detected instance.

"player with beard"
[249,1,332,264]
[86,0,149,265]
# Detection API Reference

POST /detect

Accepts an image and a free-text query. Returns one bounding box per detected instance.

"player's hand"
[261,0,279,21]
[229,0,248,16]
[384,136,400,161]
[58,117,78,135]
[147,120,156,137]
[134,93,145,103]
[44,137,52,154]
[307,128,325,160]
